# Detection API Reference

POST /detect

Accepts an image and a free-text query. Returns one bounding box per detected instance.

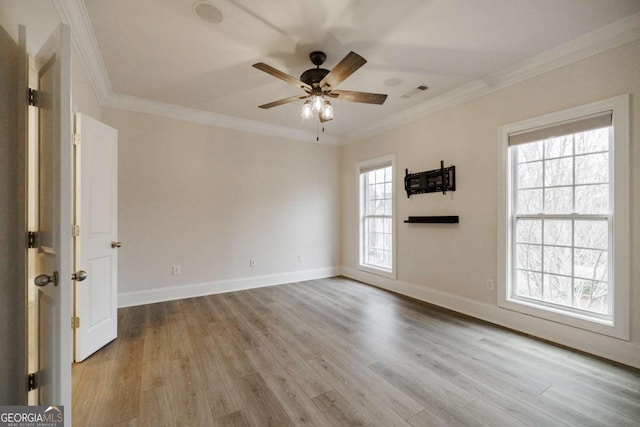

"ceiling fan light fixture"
[321,101,333,120]
[301,100,313,119]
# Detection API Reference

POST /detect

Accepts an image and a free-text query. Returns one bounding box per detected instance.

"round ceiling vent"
[192,1,223,24]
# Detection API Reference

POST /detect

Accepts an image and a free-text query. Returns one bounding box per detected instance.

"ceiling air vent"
[401,85,429,99]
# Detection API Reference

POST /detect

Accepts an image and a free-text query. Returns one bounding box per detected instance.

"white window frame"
[357,154,396,279]
[497,95,629,339]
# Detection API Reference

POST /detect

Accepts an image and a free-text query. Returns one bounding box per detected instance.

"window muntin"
[511,127,612,317]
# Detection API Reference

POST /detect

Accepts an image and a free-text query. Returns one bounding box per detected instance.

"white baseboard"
[341,266,640,369]
[118,266,341,308]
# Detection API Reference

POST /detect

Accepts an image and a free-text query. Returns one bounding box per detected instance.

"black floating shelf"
[404,216,459,224]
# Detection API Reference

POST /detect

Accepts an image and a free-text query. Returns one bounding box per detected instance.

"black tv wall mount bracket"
[404,160,456,197]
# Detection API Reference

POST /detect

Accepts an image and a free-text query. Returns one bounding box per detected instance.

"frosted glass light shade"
[321,101,333,120]
[301,100,313,119]
[312,95,323,112]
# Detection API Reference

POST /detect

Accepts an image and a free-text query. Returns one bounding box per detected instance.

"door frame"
[24,23,73,417]
[17,24,29,404]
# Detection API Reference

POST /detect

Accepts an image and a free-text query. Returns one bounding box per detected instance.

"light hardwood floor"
[72,277,640,426]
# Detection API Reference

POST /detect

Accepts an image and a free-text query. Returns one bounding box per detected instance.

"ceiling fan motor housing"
[300,68,330,87]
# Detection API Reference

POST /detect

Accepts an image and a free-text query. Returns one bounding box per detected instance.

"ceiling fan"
[253,51,387,122]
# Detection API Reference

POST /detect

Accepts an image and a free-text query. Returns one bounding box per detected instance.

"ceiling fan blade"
[318,51,367,89]
[258,94,308,109]
[329,90,387,105]
[253,62,311,91]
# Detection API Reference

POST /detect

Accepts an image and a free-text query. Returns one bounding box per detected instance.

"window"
[498,96,629,339]
[358,155,395,278]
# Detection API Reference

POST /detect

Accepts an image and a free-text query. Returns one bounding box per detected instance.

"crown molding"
[102,92,341,145]
[52,0,111,104]
[52,0,339,145]
[54,0,639,147]
[340,11,640,145]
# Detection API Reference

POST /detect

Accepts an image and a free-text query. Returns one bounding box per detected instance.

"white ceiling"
[2,0,640,142]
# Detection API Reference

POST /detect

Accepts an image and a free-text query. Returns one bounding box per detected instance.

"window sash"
[362,215,393,270]
[510,213,612,317]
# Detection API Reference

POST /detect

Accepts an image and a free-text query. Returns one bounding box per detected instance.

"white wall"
[100,108,341,305]
[340,40,640,367]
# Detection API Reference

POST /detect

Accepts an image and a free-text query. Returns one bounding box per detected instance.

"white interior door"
[74,113,118,362]
[33,23,73,414]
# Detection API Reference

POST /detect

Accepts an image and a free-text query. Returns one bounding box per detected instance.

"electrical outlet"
[486,279,495,290]
[172,265,181,275]
[298,255,304,263]
[249,259,256,267]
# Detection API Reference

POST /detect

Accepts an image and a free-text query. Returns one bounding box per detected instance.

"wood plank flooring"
[72,277,640,426]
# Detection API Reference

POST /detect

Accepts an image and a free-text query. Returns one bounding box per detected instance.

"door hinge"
[27,231,37,249]
[73,133,81,146]
[72,317,80,329]
[27,88,38,107]
[27,372,38,391]
[72,224,80,237]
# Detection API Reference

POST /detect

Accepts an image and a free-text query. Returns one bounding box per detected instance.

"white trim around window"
[357,154,397,279]
[497,95,630,340]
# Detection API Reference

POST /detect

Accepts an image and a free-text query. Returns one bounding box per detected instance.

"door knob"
[111,241,122,248]
[34,271,58,287]
[72,270,87,281]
